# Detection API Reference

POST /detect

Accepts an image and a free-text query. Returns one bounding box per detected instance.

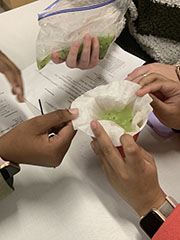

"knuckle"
[54,110,66,121]
[102,145,112,156]
[148,63,157,71]
[125,144,139,156]
[82,47,90,54]
[71,44,80,54]
[92,44,99,52]
[120,172,129,181]
[79,59,88,67]
[153,62,160,67]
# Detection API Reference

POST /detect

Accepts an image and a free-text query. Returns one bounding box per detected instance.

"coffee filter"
[71,80,153,146]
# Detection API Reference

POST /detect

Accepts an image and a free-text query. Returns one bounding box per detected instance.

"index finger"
[136,74,169,97]
[30,109,78,134]
[126,65,148,81]
[91,120,125,171]
[120,134,144,168]
[0,53,24,102]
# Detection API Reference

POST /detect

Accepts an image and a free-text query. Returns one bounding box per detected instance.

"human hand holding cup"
[71,80,153,151]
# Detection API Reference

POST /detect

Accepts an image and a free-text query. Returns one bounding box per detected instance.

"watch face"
[140,210,164,238]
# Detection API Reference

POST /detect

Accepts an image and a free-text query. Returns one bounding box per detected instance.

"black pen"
[38,99,44,115]
[38,99,55,138]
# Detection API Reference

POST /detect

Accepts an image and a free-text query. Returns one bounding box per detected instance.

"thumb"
[31,109,78,133]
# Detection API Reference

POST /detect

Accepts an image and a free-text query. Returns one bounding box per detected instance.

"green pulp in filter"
[37,35,115,69]
[100,107,133,132]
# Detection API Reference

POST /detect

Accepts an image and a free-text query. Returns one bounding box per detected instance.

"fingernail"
[19,95,24,102]
[15,87,22,95]
[91,121,97,130]
[68,108,78,115]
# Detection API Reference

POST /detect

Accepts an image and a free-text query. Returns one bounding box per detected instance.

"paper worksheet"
[0,74,34,136]
[23,44,145,115]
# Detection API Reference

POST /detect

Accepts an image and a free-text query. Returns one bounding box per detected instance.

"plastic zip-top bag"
[36,0,131,69]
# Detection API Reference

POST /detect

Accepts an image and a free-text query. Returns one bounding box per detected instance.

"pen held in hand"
[38,99,56,138]
[38,99,44,115]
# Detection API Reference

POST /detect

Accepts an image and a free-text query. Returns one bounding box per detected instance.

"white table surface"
[0,1,180,240]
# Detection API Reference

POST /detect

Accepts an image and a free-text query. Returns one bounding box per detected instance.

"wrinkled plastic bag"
[71,80,153,146]
[36,0,131,69]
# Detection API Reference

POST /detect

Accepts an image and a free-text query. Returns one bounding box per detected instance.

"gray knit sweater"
[122,0,180,64]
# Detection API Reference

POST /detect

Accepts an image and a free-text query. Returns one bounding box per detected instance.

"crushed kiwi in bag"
[100,106,133,132]
[37,35,115,69]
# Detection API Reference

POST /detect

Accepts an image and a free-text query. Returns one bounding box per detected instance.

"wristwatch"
[0,157,20,189]
[140,196,178,238]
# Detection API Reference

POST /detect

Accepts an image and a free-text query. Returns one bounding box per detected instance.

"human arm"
[51,34,100,70]
[126,63,180,83]
[90,120,180,238]
[0,108,78,167]
[0,51,24,102]
[90,120,166,217]
[0,108,78,200]
[135,74,180,130]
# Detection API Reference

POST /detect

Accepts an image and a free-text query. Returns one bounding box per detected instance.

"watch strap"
[159,196,178,218]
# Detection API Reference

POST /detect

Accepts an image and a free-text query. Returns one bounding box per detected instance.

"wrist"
[0,136,7,161]
[136,190,166,217]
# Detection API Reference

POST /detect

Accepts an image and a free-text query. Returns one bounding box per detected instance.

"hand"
[0,51,24,102]
[90,120,166,217]
[51,34,100,70]
[136,74,180,130]
[126,63,179,83]
[0,109,78,167]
